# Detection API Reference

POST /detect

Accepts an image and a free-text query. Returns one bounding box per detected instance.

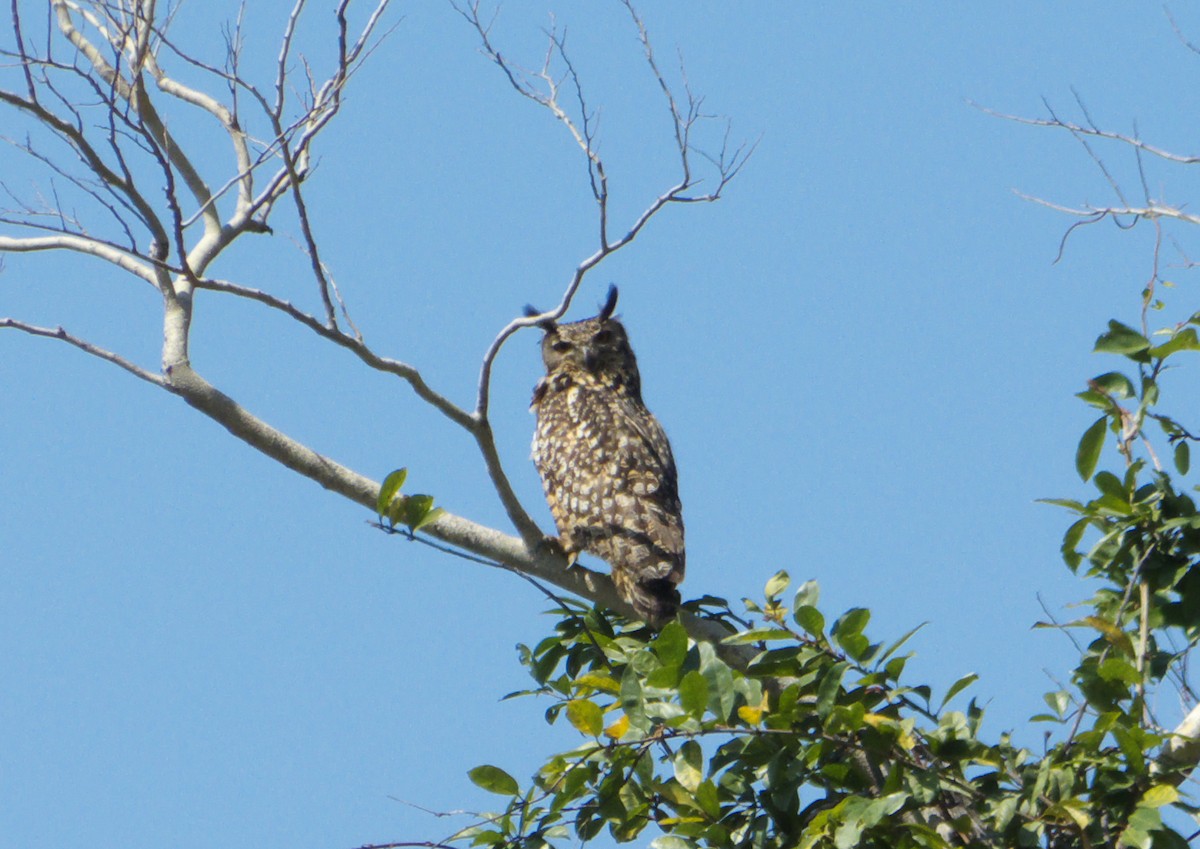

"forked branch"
[980,95,1200,255]
[458,1,753,546]
[0,0,749,639]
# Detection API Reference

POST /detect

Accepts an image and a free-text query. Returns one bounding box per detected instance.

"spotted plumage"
[530,286,684,626]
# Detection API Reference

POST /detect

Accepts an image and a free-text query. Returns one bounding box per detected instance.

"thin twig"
[0,318,167,387]
[197,277,473,430]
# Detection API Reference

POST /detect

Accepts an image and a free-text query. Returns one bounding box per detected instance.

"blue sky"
[4,3,1200,847]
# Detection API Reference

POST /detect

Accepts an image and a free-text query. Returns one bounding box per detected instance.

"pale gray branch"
[0,88,169,251]
[1014,192,1200,226]
[52,0,222,240]
[975,101,1200,165]
[0,233,157,283]
[198,276,474,431]
[0,318,166,386]
[144,52,255,218]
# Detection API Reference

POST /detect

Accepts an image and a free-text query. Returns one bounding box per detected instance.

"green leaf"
[653,621,689,670]
[1043,690,1071,719]
[678,670,709,720]
[816,662,848,718]
[1112,723,1146,773]
[878,622,926,663]
[673,740,704,792]
[1120,805,1161,848]
[697,642,736,721]
[468,764,519,796]
[1090,371,1136,398]
[530,642,565,685]
[1061,517,1089,571]
[938,672,978,711]
[1141,377,1159,407]
[412,506,445,532]
[1140,783,1179,807]
[620,664,648,730]
[1149,326,1200,359]
[1038,497,1087,511]
[793,579,820,608]
[1076,416,1107,481]
[565,699,604,737]
[884,655,908,681]
[376,468,408,518]
[649,838,697,849]
[1094,470,1126,501]
[1077,388,1110,409]
[467,828,505,846]
[403,494,436,528]
[575,671,619,695]
[722,628,795,645]
[764,570,790,600]
[694,779,721,820]
[1175,441,1191,476]
[838,633,870,661]
[1098,657,1140,685]
[794,604,825,637]
[832,608,870,642]
[1094,320,1151,356]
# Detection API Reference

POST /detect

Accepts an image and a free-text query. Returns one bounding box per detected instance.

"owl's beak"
[584,350,599,371]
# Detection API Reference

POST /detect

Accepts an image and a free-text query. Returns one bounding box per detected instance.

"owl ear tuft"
[525,303,557,331]
[598,284,619,321]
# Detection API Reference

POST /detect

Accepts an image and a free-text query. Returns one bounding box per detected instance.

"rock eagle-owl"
[530,286,685,626]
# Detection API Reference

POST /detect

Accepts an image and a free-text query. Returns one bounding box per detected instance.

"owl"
[530,286,685,626]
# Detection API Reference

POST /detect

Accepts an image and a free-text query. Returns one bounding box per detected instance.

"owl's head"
[536,286,642,395]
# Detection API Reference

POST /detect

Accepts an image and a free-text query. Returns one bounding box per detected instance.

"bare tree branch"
[0,232,157,282]
[51,0,221,241]
[985,96,1200,269]
[0,317,166,386]
[453,1,753,548]
[975,100,1200,165]
[1,1,750,651]
[0,86,168,250]
[196,276,474,431]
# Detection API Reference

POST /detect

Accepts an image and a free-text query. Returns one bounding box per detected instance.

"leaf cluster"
[1053,315,1200,714]
[377,468,446,532]
[454,582,1055,848]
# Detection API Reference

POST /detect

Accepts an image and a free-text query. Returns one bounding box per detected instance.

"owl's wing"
[614,398,681,496]
[609,394,685,566]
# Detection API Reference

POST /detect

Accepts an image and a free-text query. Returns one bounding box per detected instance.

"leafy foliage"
[377,467,446,532]
[438,302,1200,848]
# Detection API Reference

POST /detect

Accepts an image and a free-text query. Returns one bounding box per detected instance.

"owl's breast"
[534,381,647,474]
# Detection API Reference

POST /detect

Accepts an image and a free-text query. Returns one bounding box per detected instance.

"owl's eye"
[550,339,572,352]
[593,329,614,344]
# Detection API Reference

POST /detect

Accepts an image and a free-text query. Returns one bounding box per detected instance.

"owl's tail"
[622,575,681,628]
